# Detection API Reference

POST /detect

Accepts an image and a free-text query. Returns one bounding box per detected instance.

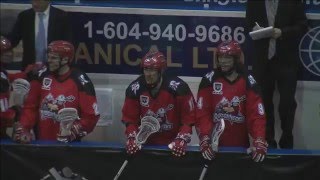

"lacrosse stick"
[199,118,225,180]
[56,108,80,142]
[113,116,160,180]
[11,78,30,106]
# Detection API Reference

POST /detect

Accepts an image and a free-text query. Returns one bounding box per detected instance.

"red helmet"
[141,50,166,71]
[217,40,242,58]
[48,40,74,63]
[0,36,12,55]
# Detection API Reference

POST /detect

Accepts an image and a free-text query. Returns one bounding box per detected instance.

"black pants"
[256,57,298,147]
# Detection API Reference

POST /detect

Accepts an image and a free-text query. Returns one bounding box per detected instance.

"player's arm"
[176,81,196,137]
[13,80,41,143]
[121,83,141,155]
[246,76,268,162]
[5,12,24,48]
[196,77,214,139]
[121,85,141,137]
[75,73,100,137]
[196,76,216,160]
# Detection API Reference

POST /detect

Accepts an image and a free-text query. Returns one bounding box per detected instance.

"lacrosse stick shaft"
[198,119,225,180]
[199,164,209,180]
[113,159,129,180]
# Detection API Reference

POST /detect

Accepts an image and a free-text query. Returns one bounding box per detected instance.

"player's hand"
[168,138,188,157]
[126,137,141,155]
[57,121,86,143]
[200,135,215,161]
[247,137,268,162]
[12,122,32,144]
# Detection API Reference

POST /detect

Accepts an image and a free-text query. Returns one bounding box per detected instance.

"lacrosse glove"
[200,135,215,160]
[168,133,191,157]
[247,137,268,162]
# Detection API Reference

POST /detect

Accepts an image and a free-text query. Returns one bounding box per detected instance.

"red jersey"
[122,75,196,145]
[196,70,266,147]
[0,68,15,137]
[19,68,99,140]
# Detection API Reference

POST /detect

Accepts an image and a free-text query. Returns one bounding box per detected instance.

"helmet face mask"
[47,40,74,74]
[141,51,166,88]
[143,67,161,88]
[217,55,235,74]
[216,40,243,76]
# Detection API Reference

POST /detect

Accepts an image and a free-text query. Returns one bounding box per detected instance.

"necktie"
[36,12,46,62]
[266,0,278,59]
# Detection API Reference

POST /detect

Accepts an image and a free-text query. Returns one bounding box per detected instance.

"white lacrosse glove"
[56,108,86,143]
[11,78,30,106]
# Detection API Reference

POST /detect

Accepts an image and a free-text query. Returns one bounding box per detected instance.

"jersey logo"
[197,97,203,109]
[213,82,223,94]
[140,95,149,107]
[79,74,89,85]
[93,102,100,115]
[169,80,180,91]
[1,72,8,80]
[213,96,246,124]
[131,81,140,95]
[144,104,174,131]
[40,93,76,121]
[42,78,52,90]
[205,71,214,82]
[248,75,256,85]
[258,103,265,115]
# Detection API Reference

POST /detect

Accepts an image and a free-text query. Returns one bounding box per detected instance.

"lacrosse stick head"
[211,118,225,152]
[57,108,79,136]
[11,78,30,106]
[136,116,160,145]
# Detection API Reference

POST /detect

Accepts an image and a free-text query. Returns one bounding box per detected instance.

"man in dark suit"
[5,0,73,70]
[245,0,308,149]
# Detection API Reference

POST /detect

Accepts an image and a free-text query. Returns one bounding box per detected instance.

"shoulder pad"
[165,77,191,96]
[125,76,144,98]
[71,69,95,95]
[247,74,257,87]
[204,70,215,83]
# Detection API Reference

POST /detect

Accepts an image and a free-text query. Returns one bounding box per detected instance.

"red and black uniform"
[0,67,15,137]
[19,68,99,140]
[122,75,196,145]
[196,70,266,147]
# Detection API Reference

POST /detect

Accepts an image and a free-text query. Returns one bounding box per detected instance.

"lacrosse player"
[1,37,22,138]
[12,40,99,143]
[196,40,268,162]
[122,50,196,157]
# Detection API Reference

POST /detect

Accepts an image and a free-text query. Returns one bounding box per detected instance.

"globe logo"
[299,26,320,76]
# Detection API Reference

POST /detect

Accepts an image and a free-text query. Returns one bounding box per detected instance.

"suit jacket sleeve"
[6,11,24,48]
[280,0,308,40]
